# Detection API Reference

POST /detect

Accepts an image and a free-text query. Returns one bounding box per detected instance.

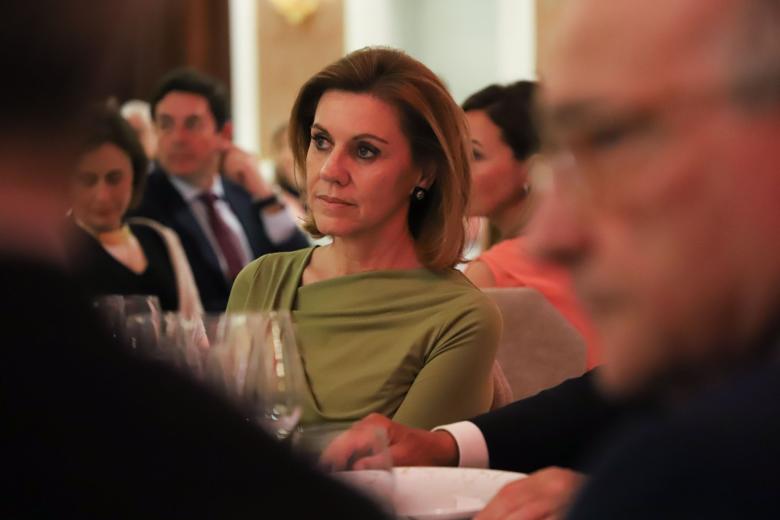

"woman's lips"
[317,195,355,206]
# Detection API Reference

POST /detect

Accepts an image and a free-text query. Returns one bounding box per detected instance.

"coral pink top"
[477,237,601,368]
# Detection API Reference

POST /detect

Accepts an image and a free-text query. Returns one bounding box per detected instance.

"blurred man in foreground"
[325,0,780,517]
[0,2,383,517]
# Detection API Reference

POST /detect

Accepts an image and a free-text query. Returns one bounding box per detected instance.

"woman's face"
[466,110,528,218]
[71,142,134,233]
[306,90,423,240]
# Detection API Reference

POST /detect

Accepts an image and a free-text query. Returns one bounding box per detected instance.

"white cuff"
[259,208,298,244]
[434,421,489,469]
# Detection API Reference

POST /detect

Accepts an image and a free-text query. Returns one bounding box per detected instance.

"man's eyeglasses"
[531,82,740,207]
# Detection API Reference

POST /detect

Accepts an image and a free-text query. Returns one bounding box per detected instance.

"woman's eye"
[76,173,98,187]
[105,171,124,186]
[356,143,379,160]
[311,134,330,151]
[472,149,485,161]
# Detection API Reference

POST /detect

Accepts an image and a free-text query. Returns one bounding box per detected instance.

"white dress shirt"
[169,175,299,278]
[435,421,490,468]
[169,176,253,277]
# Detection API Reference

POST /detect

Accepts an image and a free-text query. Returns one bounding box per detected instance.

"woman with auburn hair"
[228,47,501,429]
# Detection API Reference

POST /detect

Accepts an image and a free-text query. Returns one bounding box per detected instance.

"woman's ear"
[415,163,436,190]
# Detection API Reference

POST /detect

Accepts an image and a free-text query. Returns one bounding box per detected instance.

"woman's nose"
[94,180,113,202]
[319,147,350,185]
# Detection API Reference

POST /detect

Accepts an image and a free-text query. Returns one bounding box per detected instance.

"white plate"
[337,466,526,519]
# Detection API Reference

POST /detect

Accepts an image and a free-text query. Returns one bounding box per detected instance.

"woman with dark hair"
[228,47,501,429]
[462,81,600,367]
[462,81,539,245]
[66,105,202,314]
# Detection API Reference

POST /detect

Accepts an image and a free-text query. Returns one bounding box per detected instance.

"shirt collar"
[168,174,225,203]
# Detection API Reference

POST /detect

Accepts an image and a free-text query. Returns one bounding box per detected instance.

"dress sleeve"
[391,297,502,429]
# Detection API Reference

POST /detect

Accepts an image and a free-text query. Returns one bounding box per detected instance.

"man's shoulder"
[570,363,780,518]
[668,362,780,439]
[630,362,780,457]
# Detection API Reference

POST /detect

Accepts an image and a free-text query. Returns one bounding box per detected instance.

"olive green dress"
[227,247,501,429]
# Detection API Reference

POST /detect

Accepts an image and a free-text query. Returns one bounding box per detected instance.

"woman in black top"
[66,106,200,313]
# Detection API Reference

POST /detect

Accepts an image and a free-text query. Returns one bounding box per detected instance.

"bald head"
[542,0,780,115]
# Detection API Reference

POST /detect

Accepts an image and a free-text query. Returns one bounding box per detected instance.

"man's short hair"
[150,68,230,130]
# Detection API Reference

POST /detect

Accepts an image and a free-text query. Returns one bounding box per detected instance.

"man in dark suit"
[1,3,384,517]
[131,69,309,311]
[325,0,780,517]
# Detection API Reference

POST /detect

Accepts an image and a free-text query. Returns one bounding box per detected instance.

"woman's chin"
[312,218,354,239]
[84,219,122,234]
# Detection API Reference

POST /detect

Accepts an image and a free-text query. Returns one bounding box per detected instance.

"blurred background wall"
[114,0,231,104]
[113,0,566,157]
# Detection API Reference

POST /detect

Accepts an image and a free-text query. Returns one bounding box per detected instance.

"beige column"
[536,0,569,76]
[257,0,344,157]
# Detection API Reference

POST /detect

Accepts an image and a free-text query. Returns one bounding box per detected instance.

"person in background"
[65,105,201,314]
[325,0,780,517]
[228,47,501,430]
[270,123,307,222]
[463,81,599,367]
[130,68,310,312]
[222,134,308,231]
[464,81,538,245]
[1,1,386,517]
[120,99,158,161]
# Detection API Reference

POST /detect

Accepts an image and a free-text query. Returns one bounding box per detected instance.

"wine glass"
[122,294,162,319]
[92,294,126,342]
[92,294,162,348]
[124,313,162,357]
[192,313,258,399]
[244,311,306,440]
[155,312,205,376]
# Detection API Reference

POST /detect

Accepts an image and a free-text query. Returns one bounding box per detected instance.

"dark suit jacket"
[1,255,386,518]
[130,168,309,311]
[568,356,780,518]
[471,370,652,473]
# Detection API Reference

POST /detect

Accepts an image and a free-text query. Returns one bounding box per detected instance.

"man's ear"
[221,120,234,141]
[218,121,234,152]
